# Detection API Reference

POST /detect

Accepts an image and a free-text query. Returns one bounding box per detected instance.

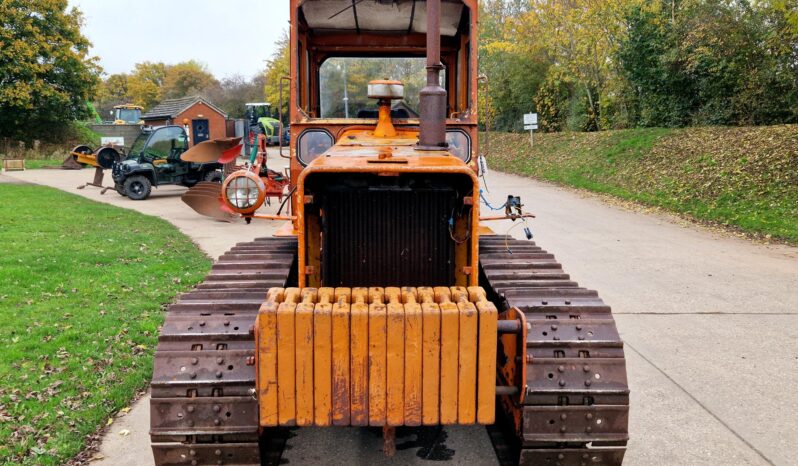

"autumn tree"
[205,73,268,119]
[126,62,167,109]
[263,31,290,122]
[531,0,640,130]
[94,73,130,116]
[0,0,101,140]
[162,60,220,100]
[619,0,798,126]
[100,73,130,102]
[764,0,798,33]
[479,0,549,131]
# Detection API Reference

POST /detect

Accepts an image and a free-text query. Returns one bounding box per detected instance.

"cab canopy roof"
[300,0,465,36]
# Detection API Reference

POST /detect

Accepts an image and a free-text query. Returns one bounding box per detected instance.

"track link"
[480,235,629,465]
[150,237,297,466]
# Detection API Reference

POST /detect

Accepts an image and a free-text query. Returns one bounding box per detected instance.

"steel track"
[479,235,629,466]
[148,235,627,465]
[150,237,297,466]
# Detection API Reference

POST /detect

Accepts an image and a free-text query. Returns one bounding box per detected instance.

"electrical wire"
[479,188,506,211]
[276,186,297,216]
[448,207,472,244]
[504,220,525,253]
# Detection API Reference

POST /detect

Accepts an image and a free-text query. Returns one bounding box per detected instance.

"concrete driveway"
[4,154,796,465]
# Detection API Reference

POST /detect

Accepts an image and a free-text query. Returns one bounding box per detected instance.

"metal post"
[343,62,350,119]
[279,76,291,159]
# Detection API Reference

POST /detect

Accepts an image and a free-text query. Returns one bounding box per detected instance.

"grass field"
[23,159,64,170]
[0,184,210,465]
[485,125,798,243]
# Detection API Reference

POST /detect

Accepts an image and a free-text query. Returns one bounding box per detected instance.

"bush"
[0,122,102,162]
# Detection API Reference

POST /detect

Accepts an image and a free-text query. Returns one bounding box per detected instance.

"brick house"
[141,96,229,146]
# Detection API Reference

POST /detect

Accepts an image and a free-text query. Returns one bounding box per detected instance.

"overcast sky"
[68,0,290,79]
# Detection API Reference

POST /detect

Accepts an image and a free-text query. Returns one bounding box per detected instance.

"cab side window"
[144,127,187,160]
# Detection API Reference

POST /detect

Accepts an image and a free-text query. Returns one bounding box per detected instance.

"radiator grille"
[321,187,456,287]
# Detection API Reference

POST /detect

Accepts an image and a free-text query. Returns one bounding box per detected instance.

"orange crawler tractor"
[149,1,629,465]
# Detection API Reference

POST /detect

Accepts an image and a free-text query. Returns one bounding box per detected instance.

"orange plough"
[180,134,289,222]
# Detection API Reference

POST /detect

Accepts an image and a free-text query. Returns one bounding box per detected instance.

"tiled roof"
[141,96,227,120]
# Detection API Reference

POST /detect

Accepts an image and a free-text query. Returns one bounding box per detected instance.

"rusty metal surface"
[181,137,243,163]
[151,443,261,466]
[320,185,457,286]
[480,235,629,465]
[181,182,237,222]
[255,286,499,428]
[150,397,258,435]
[150,237,297,466]
[418,0,449,151]
[519,448,626,465]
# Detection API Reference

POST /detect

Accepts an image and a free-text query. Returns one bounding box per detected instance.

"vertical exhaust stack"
[417,0,448,151]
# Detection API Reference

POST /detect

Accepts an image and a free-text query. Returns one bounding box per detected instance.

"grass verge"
[1,121,102,169]
[21,159,64,170]
[0,184,210,465]
[484,125,798,243]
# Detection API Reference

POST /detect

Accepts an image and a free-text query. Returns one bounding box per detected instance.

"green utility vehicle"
[111,126,223,200]
[245,102,284,145]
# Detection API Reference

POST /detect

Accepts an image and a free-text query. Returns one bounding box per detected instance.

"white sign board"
[523,113,538,125]
[524,124,539,131]
[101,136,124,146]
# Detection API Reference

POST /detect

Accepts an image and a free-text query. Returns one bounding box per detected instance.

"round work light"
[221,170,266,214]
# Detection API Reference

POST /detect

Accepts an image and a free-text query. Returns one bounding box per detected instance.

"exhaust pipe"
[417,0,448,151]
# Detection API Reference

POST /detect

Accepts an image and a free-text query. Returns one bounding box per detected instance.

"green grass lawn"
[23,159,64,170]
[485,125,798,243]
[0,184,211,465]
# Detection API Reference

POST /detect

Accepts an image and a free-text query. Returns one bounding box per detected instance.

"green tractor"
[245,102,283,145]
[111,126,223,200]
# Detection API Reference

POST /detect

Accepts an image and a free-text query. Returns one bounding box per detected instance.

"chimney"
[417,0,448,151]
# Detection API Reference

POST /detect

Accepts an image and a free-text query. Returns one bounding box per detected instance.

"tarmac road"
[5,153,797,465]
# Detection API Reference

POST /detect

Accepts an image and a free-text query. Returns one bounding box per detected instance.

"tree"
[205,73,268,118]
[618,0,798,127]
[531,0,641,130]
[100,73,130,102]
[263,31,290,122]
[95,73,130,116]
[127,62,167,109]
[0,0,101,140]
[162,60,219,100]
[764,0,798,33]
[479,0,550,131]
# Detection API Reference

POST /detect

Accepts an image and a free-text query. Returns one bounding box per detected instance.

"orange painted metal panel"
[368,287,387,426]
[294,156,481,288]
[313,288,334,426]
[385,288,405,426]
[418,287,440,425]
[452,287,477,424]
[257,288,283,426]
[436,287,459,424]
[331,288,351,425]
[294,288,317,426]
[350,288,370,425]
[471,287,498,424]
[276,288,300,426]
[402,287,423,426]
[259,285,495,428]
